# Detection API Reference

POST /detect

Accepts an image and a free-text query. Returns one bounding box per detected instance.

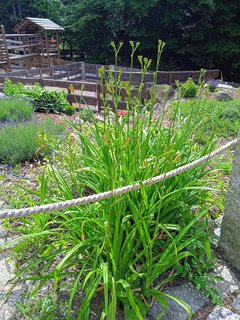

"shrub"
[0,99,33,123]
[32,91,69,114]
[180,78,198,98]
[170,99,240,142]
[4,42,220,319]
[65,104,76,116]
[4,79,71,114]
[0,119,66,164]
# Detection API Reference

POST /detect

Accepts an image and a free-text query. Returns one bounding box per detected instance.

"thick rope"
[0,138,237,219]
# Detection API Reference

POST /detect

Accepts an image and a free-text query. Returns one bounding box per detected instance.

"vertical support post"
[81,61,86,80]
[44,31,50,65]
[219,135,240,271]
[56,31,60,60]
[97,83,102,113]
[1,25,12,72]
[168,72,172,85]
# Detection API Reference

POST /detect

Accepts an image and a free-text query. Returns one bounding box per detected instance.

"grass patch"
[0,98,33,123]
[0,119,66,165]
[170,99,240,142]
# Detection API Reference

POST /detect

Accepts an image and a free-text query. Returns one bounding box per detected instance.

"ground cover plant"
[0,98,33,124]
[4,79,74,115]
[0,119,66,165]
[170,99,240,142]
[2,42,222,319]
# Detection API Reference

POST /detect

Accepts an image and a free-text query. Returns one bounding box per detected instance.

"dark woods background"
[1,0,240,81]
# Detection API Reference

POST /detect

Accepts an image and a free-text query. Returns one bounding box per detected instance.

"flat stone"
[214,265,240,298]
[233,295,240,311]
[148,282,209,320]
[215,91,232,101]
[207,306,240,320]
[218,84,234,89]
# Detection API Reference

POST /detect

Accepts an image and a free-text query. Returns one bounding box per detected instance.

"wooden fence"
[0,61,219,112]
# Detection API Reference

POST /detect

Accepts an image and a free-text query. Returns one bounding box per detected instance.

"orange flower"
[117,110,128,118]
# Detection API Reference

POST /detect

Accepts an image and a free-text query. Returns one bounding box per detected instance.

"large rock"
[148,282,209,320]
[0,92,6,100]
[233,295,240,311]
[214,265,240,298]
[152,85,175,103]
[215,91,232,101]
[207,306,240,320]
[219,137,240,270]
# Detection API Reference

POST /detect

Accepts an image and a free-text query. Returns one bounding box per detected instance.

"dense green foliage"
[170,99,240,142]
[2,45,222,319]
[0,119,66,164]
[0,99,33,123]
[4,79,73,114]
[180,78,198,98]
[0,0,240,81]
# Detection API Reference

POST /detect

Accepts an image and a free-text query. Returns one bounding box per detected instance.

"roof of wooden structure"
[15,17,64,32]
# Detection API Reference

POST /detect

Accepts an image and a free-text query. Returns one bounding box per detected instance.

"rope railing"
[0,138,238,220]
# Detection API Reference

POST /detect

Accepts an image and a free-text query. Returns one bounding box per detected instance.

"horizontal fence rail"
[0,138,237,220]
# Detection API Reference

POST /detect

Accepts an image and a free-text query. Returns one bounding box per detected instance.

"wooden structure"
[0,61,219,112]
[0,18,64,72]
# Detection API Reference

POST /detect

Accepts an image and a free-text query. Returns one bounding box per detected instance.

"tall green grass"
[0,98,33,123]
[4,42,219,319]
[170,99,240,142]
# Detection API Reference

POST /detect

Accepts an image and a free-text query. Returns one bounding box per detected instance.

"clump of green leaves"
[0,119,66,164]
[4,79,72,115]
[180,78,198,98]
[3,41,220,320]
[0,99,33,123]
[65,104,76,116]
[80,108,93,122]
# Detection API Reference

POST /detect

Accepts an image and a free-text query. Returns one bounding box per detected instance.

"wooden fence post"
[81,62,86,80]
[219,135,240,271]
[96,83,102,113]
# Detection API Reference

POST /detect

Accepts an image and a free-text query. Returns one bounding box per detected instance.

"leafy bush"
[0,119,66,164]
[180,78,198,98]
[4,42,220,319]
[4,79,72,114]
[0,99,33,123]
[65,104,76,116]
[32,91,69,114]
[170,99,240,142]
